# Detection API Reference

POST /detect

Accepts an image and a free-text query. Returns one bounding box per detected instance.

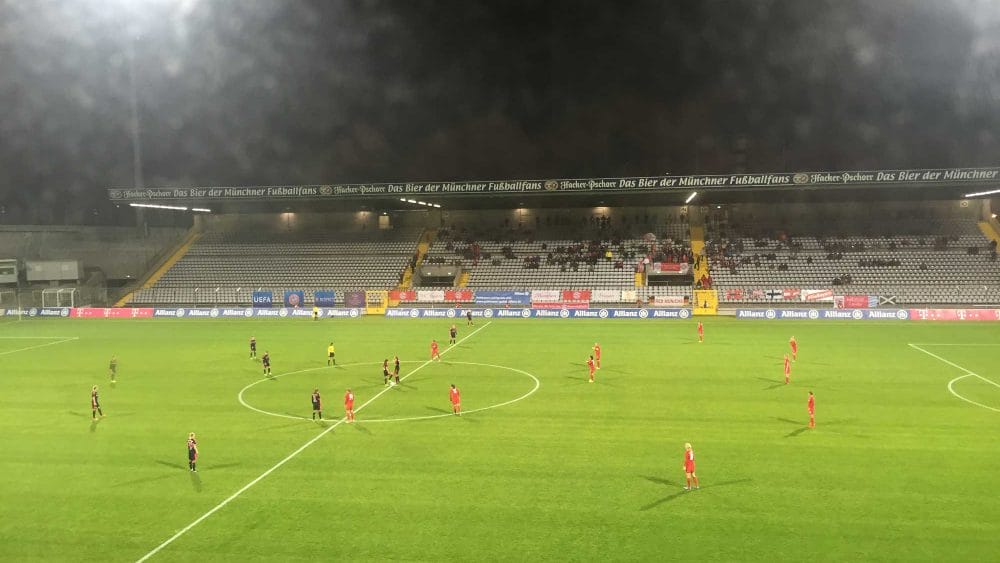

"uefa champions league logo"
[598,309,609,318]
[765,309,776,319]
[678,309,690,319]
[521,309,531,318]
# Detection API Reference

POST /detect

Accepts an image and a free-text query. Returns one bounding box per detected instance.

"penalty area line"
[908,344,1000,413]
[135,321,492,562]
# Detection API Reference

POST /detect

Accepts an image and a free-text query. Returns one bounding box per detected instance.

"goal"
[41,288,78,308]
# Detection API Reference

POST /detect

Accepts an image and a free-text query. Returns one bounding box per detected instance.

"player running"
[587,355,596,383]
[311,388,323,420]
[393,355,401,384]
[383,359,392,386]
[90,385,104,420]
[327,342,336,366]
[807,391,815,428]
[187,432,198,472]
[783,353,791,384]
[697,322,704,343]
[431,339,441,361]
[249,336,257,359]
[683,443,699,490]
[344,388,355,422]
[790,336,798,361]
[262,351,272,376]
[449,324,458,345]
[449,384,461,415]
[108,356,118,383]
[592,342,602,369]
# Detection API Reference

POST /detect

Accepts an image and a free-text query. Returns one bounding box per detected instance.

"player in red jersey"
[784,353,791,384]
[344,388,355,422]
[449,384,461,415]
[431,339,441,361]
[311,388,323,420]
[90,385,104,420]
[807,391,815,428]
[587,355,596,383]
[187,432,198,472]
[592,343,602,369]
[697,322,704,343]
[789,336,798,361]
[683,443,699,490]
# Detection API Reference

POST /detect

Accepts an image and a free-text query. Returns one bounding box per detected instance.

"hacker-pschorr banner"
[107,167,1000,202]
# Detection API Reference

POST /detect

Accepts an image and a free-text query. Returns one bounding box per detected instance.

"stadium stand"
[131,227,422,305]
[704,203,1000,305]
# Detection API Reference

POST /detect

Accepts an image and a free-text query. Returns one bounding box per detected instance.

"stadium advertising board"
[735,308,910,320]
[389,290,417,302]
[251,291,273,307]
[283,290,305,308]
[800,289,834,302]
[653,295,689,307]
[108,167,1000,202]
[910,308,1000,321]
[649,262,690,275]
[444,289,474,302]
[384,307,691,319]
[313,291,337,307]
[835,295,878,309]
[473,291,531,305]
[344,291,366,307]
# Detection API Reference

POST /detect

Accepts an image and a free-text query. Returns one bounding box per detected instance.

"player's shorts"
[345,404,354,410]
[250,344,256,350]
[188,450,197,461]
[312,402,321,410]
[394,369,400,375]
[328,352,335,358]
[685,463,695,473]
[91,401,99,409]
[451,402,460,407]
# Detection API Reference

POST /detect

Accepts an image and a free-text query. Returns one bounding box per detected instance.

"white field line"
[136,321,492,562]
[908,344,1000,413]
[0,337,79,356]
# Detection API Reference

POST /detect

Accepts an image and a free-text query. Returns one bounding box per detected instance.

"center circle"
[238,360,540,423]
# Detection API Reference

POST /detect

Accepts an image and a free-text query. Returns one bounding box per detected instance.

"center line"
[136,321,492,562]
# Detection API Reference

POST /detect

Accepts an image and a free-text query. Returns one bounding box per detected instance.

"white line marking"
[238,360,540,423]
[136,321,492,562]
[908,343,1000,347]
[908,344,1000,412]
[0,337,79,356]
[0,336,81,339]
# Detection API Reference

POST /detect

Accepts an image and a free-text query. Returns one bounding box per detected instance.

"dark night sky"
[1,0,999,221]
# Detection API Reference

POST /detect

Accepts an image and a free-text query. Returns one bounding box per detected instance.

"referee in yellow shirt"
[327,342,336,366]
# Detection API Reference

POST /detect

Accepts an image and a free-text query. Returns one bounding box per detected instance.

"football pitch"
[1,316,998,561]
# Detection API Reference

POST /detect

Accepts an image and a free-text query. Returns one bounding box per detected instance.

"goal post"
[41,288,78,308]
[0,289,19,322]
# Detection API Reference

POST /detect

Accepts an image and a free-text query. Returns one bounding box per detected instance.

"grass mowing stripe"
[135,321,492,562]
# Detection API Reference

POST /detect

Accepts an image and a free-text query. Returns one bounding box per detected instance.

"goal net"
[41,288,78,308]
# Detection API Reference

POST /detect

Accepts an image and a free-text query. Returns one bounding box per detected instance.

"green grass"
[1,317,998,562]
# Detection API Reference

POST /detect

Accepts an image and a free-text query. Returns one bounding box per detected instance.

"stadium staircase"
[689,214,711,283]
[398,228,437,290]
[978,219,1000,246]
[114,227,202,307]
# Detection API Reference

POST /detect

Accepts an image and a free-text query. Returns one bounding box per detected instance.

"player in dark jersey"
[108,356,118,383]
[262,352,271,376]
[249,336,257,359]
[91,385,103,420]
[393,355,401,384]
[311,388,323,420]
[466,310,474,326]
[187,432,198,472]
[449,324,458,345]
[383,359,391,386]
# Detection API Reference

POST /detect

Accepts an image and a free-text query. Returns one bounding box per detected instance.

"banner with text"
[252,291,273,308]
[108,167,1000,202]
[313,291,337,307]
[473,291,531,305]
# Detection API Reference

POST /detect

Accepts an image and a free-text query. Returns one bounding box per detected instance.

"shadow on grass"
[190,471,202,492]
[351,423,371,434]
[774,417,802,426]
[785,427,809,438]
[156,460,187,471]
[68,410,89,418]
[90,419,99,433]
[426,406,452,415]
[640,477,753,511]
[114,473,176,488]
